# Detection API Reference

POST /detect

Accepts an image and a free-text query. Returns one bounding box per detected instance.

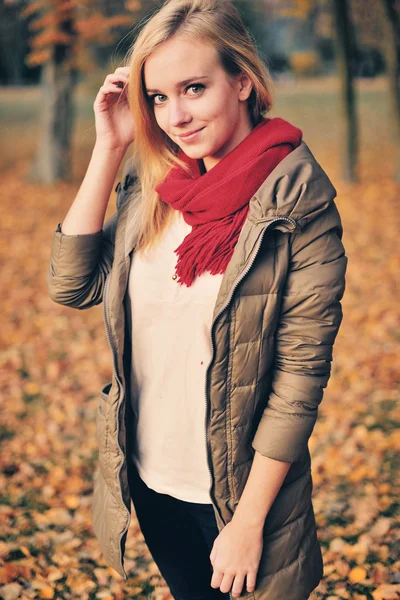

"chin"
[180,146,208,159]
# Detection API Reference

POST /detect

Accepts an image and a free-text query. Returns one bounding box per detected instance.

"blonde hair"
[122,0,275,253]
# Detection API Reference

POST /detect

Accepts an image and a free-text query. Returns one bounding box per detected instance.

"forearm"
[61,142,127,236]
[231,451,291,530]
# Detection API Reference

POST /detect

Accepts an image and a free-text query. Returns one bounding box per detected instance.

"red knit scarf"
[155,117,303,287]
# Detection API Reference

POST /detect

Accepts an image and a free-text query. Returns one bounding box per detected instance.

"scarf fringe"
[174,208,249,287]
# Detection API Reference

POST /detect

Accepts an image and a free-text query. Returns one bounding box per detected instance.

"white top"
[125,210,224,503]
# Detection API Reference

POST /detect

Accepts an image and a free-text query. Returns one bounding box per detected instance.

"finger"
[100,82,125,94]
[105,73,128,86]
[210,569,224,589]
[106,71,128,80]
[231,573,246,598]
[209,546,216,566]
[219,572,235,595]
[246,570,257,594]
[115,66,130,74]
[94,86,124,106]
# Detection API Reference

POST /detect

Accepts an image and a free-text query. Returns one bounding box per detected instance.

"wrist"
[231,506,266,531]
[93,140,129,157]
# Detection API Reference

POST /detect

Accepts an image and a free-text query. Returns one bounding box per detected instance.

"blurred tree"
[0,1,29,84]
[349,0,385,48]
[262,0,319,60]
[377,0,400,182]
[348,0,386,78]
[332,0,359,182]
[314,2,336,73]
[235,0,268,54]
[20,0,139,183]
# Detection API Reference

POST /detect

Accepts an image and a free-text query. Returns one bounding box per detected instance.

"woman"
[46,1,347,599]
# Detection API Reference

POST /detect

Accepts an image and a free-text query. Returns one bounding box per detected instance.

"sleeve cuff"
[50,222,104,278]
[251,408,315,463]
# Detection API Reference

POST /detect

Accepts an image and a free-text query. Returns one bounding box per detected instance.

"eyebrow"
[146,75,209,94]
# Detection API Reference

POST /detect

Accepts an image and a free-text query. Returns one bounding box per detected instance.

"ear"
[237,72,253,102]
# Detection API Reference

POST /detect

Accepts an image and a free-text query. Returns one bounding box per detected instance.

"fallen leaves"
[349,567,368,583]
[0,93,399,599]
[372,585,400,600]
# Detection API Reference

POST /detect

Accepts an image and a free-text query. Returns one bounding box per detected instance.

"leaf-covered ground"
[0,79,399,600]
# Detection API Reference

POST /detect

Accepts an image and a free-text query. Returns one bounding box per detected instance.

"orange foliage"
[25,48,52,66]
[21,0,140,72]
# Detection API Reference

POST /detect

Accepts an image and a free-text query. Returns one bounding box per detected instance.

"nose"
[169,98,191,129]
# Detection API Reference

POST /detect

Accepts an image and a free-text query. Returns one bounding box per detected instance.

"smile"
[177,127,205,141]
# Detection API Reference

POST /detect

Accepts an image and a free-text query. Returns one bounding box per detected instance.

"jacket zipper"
[203,215,297,600]
[102,263,131,580]
[103,214,296,585]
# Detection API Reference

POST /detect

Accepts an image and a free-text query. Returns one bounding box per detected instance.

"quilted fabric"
[46,141,347,599]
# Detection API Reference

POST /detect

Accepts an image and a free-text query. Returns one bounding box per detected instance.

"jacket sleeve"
[251,202,348,463]
[46,213,117,310]
[46,158,136,310]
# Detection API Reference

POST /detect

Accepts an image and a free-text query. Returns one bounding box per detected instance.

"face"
[143,34,253,172]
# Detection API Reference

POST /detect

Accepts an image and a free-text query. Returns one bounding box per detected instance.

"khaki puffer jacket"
[46,140,347,600]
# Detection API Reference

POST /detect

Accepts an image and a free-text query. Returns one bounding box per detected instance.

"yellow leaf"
[47,569,64,582]
[64,494,80,509]
[372,584,400,600]
[349,566,367,582]
[39,586,55,599]
[369,517,391,539]
[24,381,40,395]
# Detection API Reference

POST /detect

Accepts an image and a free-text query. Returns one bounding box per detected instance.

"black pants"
[127,457,230,600]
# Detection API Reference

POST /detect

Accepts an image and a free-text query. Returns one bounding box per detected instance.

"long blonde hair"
[122,0,275,253]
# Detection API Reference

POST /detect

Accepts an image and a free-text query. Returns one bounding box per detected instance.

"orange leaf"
[349,566,367,582]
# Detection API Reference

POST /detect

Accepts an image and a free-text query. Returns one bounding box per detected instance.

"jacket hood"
[248,140,337,231]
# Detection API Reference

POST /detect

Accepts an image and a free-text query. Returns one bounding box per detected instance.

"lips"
[177,127,204,139]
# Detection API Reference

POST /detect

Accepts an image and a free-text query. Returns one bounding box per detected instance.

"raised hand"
[93,66,135,151]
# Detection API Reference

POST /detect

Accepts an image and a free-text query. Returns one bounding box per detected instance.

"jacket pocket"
[98,382,112,416]
[262,467,312,537]
[257,501,316,581]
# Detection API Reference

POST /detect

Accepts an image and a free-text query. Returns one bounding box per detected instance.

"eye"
[149,93,166,106]
[149,83,205,106]
[187,83,205,96]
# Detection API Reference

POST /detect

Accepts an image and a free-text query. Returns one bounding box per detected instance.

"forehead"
[143,36,220,89]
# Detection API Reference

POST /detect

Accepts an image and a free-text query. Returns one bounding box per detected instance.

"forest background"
[0,1,399,599]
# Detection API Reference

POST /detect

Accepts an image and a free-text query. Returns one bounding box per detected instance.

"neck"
[197,159,207,175]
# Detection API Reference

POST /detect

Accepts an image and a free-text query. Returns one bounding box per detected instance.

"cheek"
[205,92,237,123]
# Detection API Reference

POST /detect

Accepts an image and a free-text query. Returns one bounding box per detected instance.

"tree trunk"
[332,0,358,182]
[27,13,78,184]
[0,3,27,84]
[378,0,400,182]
